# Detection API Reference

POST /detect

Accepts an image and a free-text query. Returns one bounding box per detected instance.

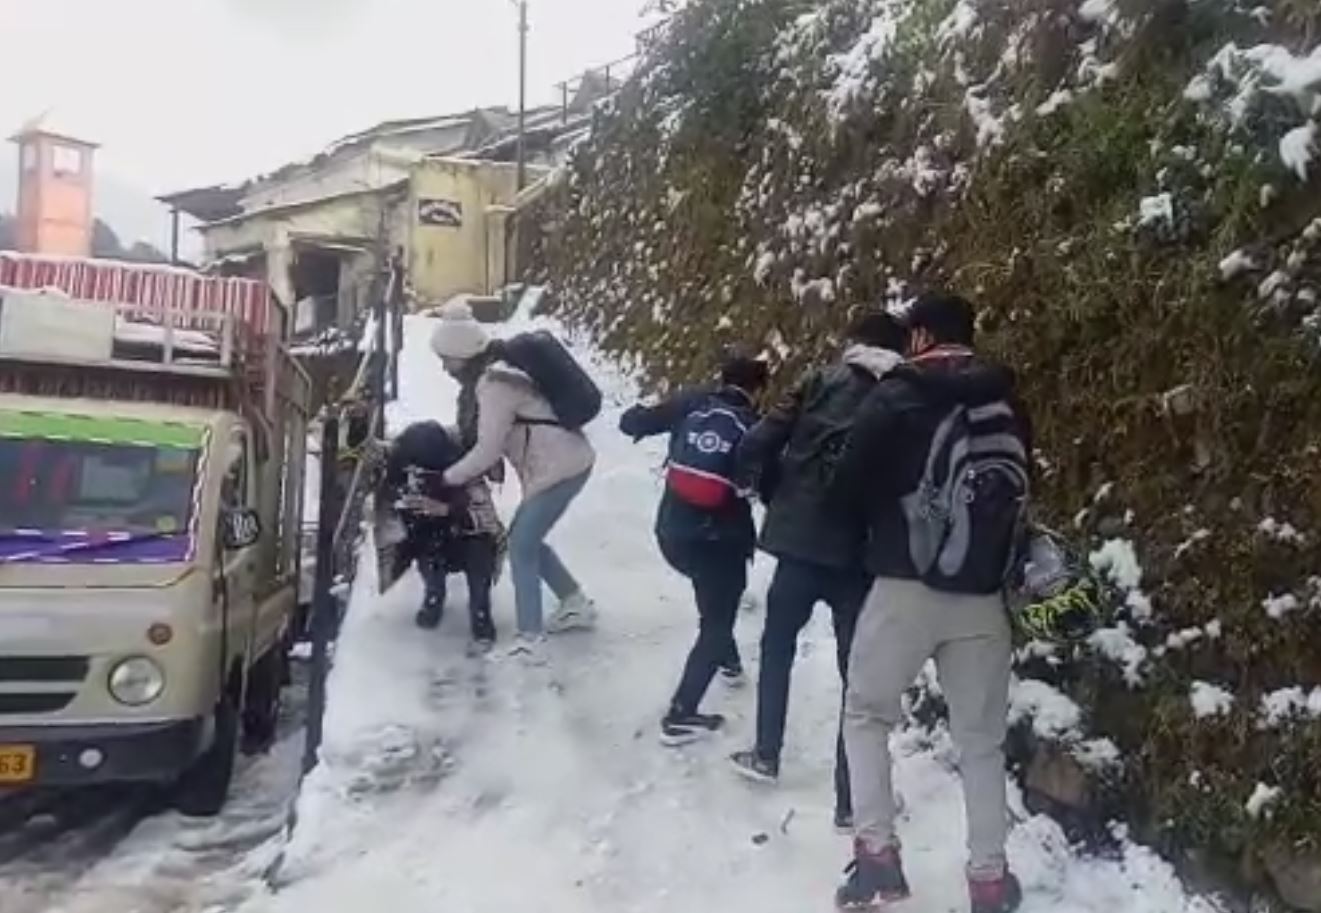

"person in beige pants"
[828,292,1031,913]
[845,579,1012,876]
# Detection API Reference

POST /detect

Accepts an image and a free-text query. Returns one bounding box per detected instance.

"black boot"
[415,594,443,630]
[470,607,496,649]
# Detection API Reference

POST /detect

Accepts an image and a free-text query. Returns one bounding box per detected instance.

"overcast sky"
[0,0,655,195]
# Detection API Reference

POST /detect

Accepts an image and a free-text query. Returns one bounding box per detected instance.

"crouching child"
[382,421,505,649]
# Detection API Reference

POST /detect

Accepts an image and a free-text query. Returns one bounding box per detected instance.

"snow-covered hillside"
[239,313,1216,913]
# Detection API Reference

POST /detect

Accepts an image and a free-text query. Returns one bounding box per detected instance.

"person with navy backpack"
[829,292,1033,913]
[619,352,770,746]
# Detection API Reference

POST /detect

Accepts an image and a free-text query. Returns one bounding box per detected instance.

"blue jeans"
[509,470,590,634]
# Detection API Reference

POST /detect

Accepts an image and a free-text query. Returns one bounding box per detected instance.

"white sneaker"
[545,592,598,634]
[505,633,547,663]
[719,667,748,689]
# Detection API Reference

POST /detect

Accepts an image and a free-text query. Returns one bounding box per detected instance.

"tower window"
[52,144,83,177]
[21,145,38,172]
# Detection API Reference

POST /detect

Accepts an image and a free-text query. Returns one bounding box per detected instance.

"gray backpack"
[900,401,1030,594]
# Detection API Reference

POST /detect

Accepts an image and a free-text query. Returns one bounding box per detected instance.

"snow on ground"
[233,313,1219,913]
[0,733,300,913]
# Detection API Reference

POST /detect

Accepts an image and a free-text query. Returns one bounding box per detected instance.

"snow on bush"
[1259,686,1321,728]
[1262,591,1301,620]
[1246,783,1283,819]
[1088,623,1149,686]
[1189,681,1235,719]
[1010,677,1083,739]
[531,0,1321,892]
[1090,539,1143,592]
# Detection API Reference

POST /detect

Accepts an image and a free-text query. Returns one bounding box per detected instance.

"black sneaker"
[415,599,443,630]
[729,749,779,784]
[660,711,725,747]
[833,808,854,833]
[836,841,911,909]
[471,612,496,645]
[719,665,747,688]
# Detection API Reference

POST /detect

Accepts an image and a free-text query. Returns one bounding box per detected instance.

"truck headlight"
[108,657,165,706]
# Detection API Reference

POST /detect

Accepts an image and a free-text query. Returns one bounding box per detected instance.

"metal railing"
[549,16,672,125]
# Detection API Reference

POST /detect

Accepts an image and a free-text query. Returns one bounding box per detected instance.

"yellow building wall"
[408,158,520,308]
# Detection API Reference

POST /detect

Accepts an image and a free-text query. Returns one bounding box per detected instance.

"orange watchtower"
[9,115,98,257]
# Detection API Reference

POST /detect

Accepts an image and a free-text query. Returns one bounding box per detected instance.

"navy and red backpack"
[665,396,754,510]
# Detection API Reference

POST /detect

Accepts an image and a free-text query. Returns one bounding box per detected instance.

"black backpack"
[899,400,1030,594]
[497,331,602,430]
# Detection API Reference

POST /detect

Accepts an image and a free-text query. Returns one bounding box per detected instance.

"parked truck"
[0,253,311,816]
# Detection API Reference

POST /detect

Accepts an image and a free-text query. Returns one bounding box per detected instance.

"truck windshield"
[0,411,206,564]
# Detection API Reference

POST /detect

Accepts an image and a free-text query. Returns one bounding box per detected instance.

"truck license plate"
[0,746,36,783]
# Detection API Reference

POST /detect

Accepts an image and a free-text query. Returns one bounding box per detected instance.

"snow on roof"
[165,108,510,224]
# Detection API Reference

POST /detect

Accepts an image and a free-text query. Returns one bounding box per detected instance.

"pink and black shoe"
[969,870,1023,913]
[835,840,911,909]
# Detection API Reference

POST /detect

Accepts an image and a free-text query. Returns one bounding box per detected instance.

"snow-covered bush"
[528,0,1321,903]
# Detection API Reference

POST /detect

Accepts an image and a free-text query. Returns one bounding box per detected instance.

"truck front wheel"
[173,698,238,817]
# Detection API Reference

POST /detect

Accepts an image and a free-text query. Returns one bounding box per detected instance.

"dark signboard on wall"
[418,198,463,228]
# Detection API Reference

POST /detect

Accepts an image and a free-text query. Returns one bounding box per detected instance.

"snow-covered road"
[1,311,1220,913]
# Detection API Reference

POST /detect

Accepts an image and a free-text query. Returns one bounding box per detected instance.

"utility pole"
[169,207,181,265]
[516,0,528,191]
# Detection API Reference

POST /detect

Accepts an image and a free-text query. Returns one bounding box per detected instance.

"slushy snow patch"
[1190,681,1235,719]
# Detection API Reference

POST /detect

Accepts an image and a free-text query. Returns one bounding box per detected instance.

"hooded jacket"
[830,346,1034,582]
[444,366,596,499]
[736,345,904,569]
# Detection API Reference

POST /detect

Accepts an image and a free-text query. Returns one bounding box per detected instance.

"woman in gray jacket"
[430,301,598,653]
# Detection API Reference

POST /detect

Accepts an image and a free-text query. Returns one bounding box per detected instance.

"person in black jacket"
[620,353,770,746]
[729,311,906,831]
[830,292,1032,913]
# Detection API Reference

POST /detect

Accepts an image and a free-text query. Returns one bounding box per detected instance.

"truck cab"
[0,254,310,815]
